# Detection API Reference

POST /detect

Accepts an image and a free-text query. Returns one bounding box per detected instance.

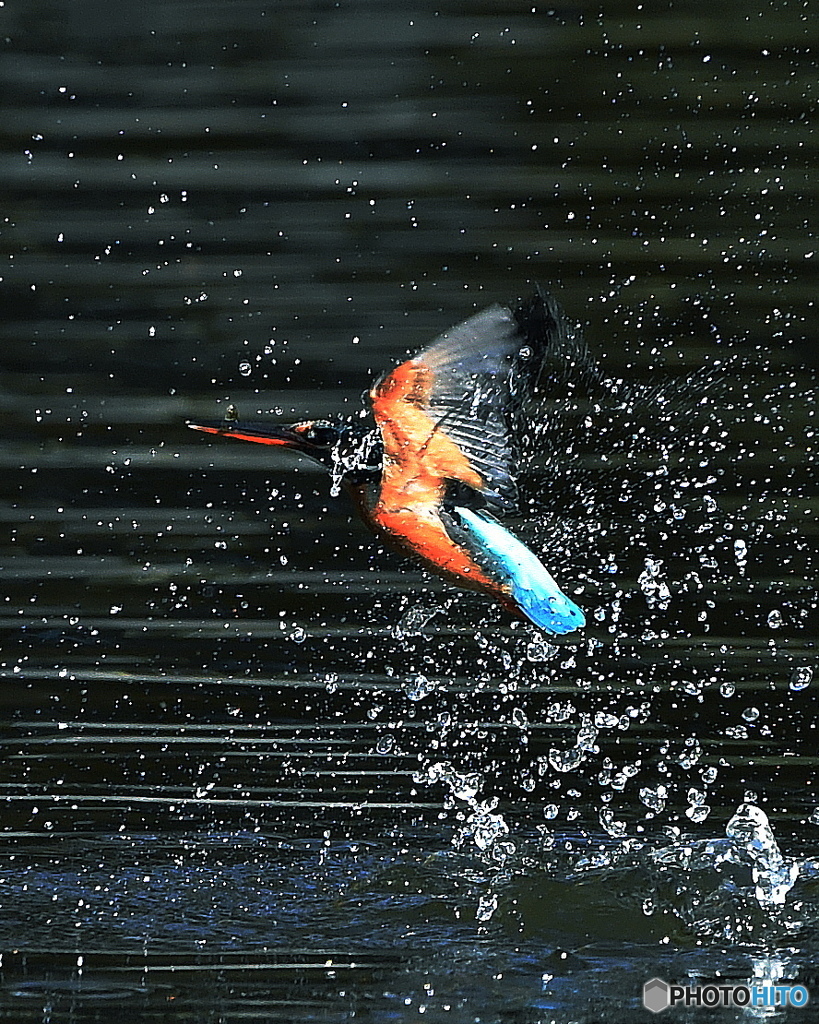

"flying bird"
[188,287,589,636]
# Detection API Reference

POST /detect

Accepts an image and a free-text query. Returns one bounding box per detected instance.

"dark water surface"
[1,1,817,1021]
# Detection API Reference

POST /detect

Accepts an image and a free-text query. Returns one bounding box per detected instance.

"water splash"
[648,802,799,922]
[723,803,799,909]
[415,762,514,869]
[392,604,444,639]
[637,557,671,611]
[328,430,379,497]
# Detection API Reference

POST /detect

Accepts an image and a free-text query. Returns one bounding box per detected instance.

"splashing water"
[723,803,799,909]
[329,430,379,497]
[646,802,800,929]
[637,557,671,611]
[415,762,514,871]
[392,604,444,639]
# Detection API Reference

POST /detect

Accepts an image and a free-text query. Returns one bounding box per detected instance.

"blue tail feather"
[452,507,585,635]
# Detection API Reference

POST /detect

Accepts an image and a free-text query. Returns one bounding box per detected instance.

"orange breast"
[372,504,491,585]
[367,358,519,614]
[370,362,484,495]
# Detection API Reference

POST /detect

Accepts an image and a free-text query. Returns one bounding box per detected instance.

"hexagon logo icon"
[643,977,671,1014]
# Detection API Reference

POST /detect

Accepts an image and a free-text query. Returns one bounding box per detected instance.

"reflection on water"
[1,0,818,1020]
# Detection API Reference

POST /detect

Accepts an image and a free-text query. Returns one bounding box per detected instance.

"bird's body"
[189,288,587,636]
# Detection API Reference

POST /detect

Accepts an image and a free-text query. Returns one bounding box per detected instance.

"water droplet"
[453,773,482,802]
[639,785,668,813]
[376,735,395,755]
[767,609,783,629]
[476,892,498,922]
[741,706,760,723]
[238,361,252,377]
[403,674,437,702]
[526,638,558,662]
[576,716,599,752]
[675,739,703,769]
[638,557,671,610]
[599,807,627,837]
[546,701,575,723]
[548,747,584,773]
[790,666,813,691]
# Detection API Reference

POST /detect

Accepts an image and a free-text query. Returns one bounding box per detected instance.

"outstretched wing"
[365,291,590,627]
[412,304,523,510]
[371,295,572,512]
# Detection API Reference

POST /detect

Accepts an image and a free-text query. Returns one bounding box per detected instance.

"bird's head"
[187,408,382,484]
[188,409,341,455]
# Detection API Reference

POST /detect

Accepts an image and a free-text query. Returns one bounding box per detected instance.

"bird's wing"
[369,353,485,514]
[370,303,531,512]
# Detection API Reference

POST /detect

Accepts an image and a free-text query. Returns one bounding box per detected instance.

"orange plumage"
[369,359,514,606]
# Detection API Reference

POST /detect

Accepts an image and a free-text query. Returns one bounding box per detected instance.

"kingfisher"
[188,287,588,636]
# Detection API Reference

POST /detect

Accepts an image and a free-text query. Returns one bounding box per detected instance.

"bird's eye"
[299,420,337,445]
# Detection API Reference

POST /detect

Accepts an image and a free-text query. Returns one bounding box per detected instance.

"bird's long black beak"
[186,419,309,450]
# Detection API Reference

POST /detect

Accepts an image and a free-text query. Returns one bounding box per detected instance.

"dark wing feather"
[417,292,590,512]
[412,303,524,511]
[511,287,605,401]
[371,288,597,515]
